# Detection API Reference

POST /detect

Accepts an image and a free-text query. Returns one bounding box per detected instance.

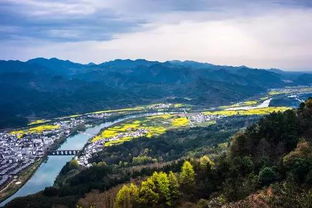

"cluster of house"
[85,112,112,119]
[188,113,223,124]
[0,118,85,188]
[147,103,174,109]
[77,139,105,167]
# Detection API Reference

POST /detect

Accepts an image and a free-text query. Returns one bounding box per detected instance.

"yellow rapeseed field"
[11,124,60,138]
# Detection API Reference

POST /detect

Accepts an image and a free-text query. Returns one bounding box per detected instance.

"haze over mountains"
[0,58,311,129]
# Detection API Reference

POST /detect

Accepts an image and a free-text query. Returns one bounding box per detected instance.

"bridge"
[48,150,81,156]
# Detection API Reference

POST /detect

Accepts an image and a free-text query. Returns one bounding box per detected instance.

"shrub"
[259,167,278,185]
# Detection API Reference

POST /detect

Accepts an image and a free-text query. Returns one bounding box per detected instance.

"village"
[0,118,85,188]
[0,103,186,189]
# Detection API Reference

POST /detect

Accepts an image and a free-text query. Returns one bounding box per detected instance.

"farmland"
[10,124,60,139]
[203,106,291,116]
[91,114,190,146]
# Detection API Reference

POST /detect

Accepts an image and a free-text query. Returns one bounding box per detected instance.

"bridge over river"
[48,150,81,156]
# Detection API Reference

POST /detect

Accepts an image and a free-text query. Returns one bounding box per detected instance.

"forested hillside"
[101,98,312,208]
[5,98,312,208]
[1,58,311,129]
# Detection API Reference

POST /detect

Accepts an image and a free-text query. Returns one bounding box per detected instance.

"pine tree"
[114,183,139,208]
[180,161,195,193]
[168,171,180,206]
[138,177,159,207]
[199,155,214,169]
[150,172,171,207]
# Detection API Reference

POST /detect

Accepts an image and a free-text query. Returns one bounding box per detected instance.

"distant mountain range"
[0,58,311,129]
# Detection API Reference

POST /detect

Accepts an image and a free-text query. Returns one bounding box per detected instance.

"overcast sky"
[1,0,312,70]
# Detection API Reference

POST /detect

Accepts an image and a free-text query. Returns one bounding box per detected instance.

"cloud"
[0,0,146,42]
[0,0,312,70]
[1,0,311,42]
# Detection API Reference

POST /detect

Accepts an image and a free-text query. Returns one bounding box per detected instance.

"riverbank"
[0,124,87,204]
[0,159,42,203]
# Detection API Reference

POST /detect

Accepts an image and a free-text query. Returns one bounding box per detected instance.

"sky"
[0,0,312,70]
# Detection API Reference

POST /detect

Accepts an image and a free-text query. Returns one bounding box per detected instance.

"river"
[0,112,173,206]
[226,98,272,110]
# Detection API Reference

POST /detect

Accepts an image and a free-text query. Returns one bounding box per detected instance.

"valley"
[2,0,312,205]
[1,0,312,207]
[0,85,311,206]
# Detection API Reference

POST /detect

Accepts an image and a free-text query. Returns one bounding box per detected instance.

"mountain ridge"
[0,57,290,71]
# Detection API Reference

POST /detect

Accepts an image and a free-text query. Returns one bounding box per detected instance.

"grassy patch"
[28,119,50,126]
[243,100,258,105]
[260,96,269,101]
[268,90,283,95]
[91,106,145,114]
